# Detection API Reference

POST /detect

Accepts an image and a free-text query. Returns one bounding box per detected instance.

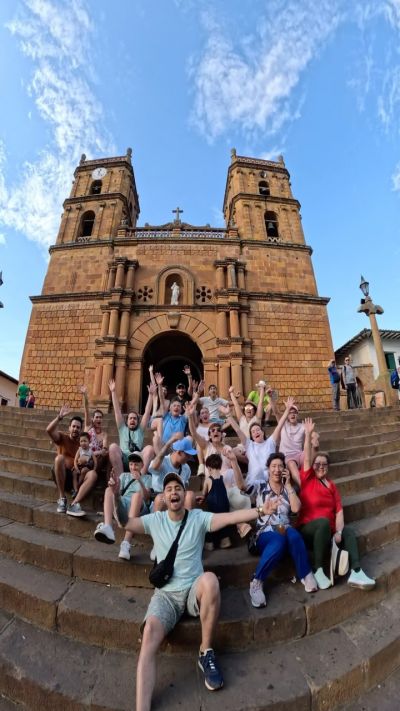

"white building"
[335,329,400,378]
[0,370,18,406]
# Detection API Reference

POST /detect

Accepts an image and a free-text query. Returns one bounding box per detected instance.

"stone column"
[93,362,103,397]
[243,361,252,397]
[125,262,137,291]
[229,309,240,338]
[115,358,127,402]
[119,310,130,339]
[107,265,116,290]
[108,309,119,337]
[240,311,249,339]
[217,311,228,339]
[115,261,126,289]
[100,311,110,338]
[231,360,243,395]
[227,262,237,288]
[215,263,226,290]
[218,362,231,399]
[237,264,246,290]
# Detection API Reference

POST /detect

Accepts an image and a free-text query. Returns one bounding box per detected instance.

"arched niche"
[156,265,195,306]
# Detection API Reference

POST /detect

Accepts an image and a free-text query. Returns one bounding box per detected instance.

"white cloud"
[0,0,115,252]
[0,233,6,245]
[189,0,344,141]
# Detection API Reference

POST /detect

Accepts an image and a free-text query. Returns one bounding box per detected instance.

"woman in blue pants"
[249,452,317,608]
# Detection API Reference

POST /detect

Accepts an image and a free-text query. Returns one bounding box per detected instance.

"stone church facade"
[20,149,333,411]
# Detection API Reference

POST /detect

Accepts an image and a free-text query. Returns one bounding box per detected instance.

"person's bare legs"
[108,443,124,478]
[123,492,144,544]
[103,485,114,526]
[136,616,166,711]
[287,459,300,488]
[53,454,66,498]
[72,469,97,505]
[196,572,221,651]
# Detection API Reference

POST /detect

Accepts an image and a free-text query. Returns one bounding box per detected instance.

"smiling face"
[176,385,186,398]
[92,410,103,429]
[208,424,222,442]
[69,418,83,440]
[249,423,264,443]
[163,481,185,512]
[200,407,210,423]
[313,454,329,480]
[127,412,139,430]
[268,457,284,483]
[244,403,256,421]
[170,400,182,417]
[129,459,142,477]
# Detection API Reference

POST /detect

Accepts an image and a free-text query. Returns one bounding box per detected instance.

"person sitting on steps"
[94,452,152,560]
[128,470,280,711]
[72,431,97,496]
[108,379,155,478]
[46,405,82,514]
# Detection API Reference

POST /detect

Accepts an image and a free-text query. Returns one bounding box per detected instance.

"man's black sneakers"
[198,648,224,691]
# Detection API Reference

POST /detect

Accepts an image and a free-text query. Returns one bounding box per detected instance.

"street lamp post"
[357,276,394,406]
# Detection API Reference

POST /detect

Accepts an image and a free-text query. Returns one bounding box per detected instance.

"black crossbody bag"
[149,510,189,588]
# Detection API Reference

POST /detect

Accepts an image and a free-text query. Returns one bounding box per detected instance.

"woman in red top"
[295,418,375,591]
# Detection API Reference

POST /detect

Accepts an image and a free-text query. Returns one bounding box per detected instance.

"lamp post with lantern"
[357,276,394,405]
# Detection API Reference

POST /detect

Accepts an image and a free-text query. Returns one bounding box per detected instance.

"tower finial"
[126,147,132,163]
[230,148,237,161]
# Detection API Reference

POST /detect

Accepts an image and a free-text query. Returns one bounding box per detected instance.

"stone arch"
[129,313,217,359]
[155,265,195,306]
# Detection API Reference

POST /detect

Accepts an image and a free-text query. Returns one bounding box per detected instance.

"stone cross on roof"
[172,206,184,223]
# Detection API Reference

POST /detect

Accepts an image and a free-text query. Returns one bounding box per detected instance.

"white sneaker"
[347,568,375,590]
[249,578,267,608]
[150,546,156,561]
[118,540,131,560]
[314,567,332,590]
[301,571,318,593]
[94,522,115,544]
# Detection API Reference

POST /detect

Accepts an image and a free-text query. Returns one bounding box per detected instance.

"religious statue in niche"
[171,282,180,305]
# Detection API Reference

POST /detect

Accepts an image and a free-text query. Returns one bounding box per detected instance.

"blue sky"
[1,0,400,379]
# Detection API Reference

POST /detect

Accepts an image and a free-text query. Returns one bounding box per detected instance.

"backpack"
[390,370,399,389]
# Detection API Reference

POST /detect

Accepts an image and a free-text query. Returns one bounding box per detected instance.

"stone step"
[0,443,55,465]
[0,536,397,656]
[1,589,399,711]
[329,448,400,479]
[320,423,400,450]
[336,463,400,497]
[0,492,398,592]
[0,695,26,710]
[328,435,400,464]
[0,455,51,480]
[0,471,57,500]
[341,665,400,710]
[0,433,54,450]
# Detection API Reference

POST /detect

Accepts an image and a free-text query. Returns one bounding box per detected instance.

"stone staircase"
[0,405,399,710]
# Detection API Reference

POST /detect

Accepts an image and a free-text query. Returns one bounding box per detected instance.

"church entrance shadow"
[141,331,203,407]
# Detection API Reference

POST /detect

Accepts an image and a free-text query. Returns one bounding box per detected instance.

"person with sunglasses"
[295,418,375,591]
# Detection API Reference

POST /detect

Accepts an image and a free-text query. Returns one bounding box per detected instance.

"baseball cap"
[176,383,186,389]
[163,472,185,489]
[172,437,197,456]
[128,452,143,462]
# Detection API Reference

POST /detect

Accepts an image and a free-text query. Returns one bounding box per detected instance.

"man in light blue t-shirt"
[126,471,278,710]
[108,378,155,476]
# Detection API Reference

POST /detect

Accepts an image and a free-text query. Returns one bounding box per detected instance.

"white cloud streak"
[189,0,344,141]
[0,0,115,252]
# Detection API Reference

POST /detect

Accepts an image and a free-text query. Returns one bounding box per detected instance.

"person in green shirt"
[17,381,30,407]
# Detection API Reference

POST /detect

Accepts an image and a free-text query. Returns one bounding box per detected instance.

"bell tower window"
[90,180,102,195]
[264,211,279,240]
[80,210,95,238]
[259,180,270,196]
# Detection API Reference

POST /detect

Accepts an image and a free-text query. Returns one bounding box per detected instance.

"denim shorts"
[142,576,201,635]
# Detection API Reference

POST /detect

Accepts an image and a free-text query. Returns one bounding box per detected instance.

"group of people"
[327,356,362,411]
[16,380,35,408]
[46,366,375,711]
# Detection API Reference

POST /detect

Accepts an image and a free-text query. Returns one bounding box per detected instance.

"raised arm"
[228,385,243,422]
[150,433,181,471]
[256,385,266,421]
[186,402,207,449]
[211,495,280,532]
[225,414,247,446]
[270,396,295,444]
[155,372,168,415]
[224,448,246,490]
[140,383,157,431]
[183,365,193,396]
[303,417,314,471]
[108,379,124,429]
[79,385,90,430]
[46,404,71,445]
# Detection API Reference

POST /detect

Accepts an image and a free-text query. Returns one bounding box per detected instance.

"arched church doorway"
[141,331,203,407]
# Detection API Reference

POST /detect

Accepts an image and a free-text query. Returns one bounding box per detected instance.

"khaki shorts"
[142,575,201,635]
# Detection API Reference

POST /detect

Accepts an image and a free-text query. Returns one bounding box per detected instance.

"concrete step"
[0,433,54,450]
[336,463,400,497]
[340,665,400,710]
[320,423,400,450]
[0,443,55,465]
[328,436,400,464]
[0,496,399,591]
[1,589,399,711]
[0,471,56,500]
[329,448,400,479]
[0,535,398,655]
[0,455,51,480]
